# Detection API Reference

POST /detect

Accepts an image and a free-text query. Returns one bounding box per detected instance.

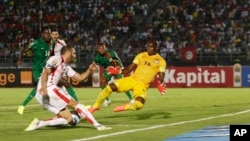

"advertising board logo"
[20,71,32,84]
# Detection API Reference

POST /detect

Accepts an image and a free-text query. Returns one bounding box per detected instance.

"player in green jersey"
[93,42,133,106]
[17,26,52,115]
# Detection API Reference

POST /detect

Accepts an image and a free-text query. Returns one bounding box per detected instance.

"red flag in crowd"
[180,47,197,62]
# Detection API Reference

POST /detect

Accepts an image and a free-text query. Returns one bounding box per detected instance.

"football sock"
[67,87,78,101]
[101,85,110,101]
[125,100,144,111]
[21,88,36,106]
[125,91,133,101]
[75,104,100,127]
[93,85,113,108]
[37,117,68,128]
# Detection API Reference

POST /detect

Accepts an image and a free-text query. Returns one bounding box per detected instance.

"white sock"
[75,104,100,127]
[37,117,68,128]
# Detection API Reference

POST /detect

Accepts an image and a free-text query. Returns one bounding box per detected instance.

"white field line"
[72,109,250,141]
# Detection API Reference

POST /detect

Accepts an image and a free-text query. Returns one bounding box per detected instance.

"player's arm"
[121,53,141,74]
[17,47,32,65]
[72,63,97,82]
[121,63,137,74]
[39,56,59,95]
[106,53,138,75]
[39,68,51,96]
[158,72,165,83]
[157,59,167,95]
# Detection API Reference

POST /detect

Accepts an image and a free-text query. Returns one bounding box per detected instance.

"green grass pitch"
[0,88,250,141]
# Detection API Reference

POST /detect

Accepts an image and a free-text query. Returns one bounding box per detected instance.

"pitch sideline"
[72,109,250,141]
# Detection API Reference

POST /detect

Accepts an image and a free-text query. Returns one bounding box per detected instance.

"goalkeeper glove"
[107,66,121,75]
[157,80,167,96]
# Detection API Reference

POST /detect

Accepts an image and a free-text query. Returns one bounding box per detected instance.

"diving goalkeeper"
[89,39,167,113]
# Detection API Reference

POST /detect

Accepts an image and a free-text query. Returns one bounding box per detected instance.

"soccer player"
[17,26,52,115]
[89,39,167,113]
[50,27,78,101]
[93,42,133,106]
[25,46,111,131]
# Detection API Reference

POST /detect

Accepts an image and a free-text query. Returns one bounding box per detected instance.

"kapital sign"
[164,67,233,87]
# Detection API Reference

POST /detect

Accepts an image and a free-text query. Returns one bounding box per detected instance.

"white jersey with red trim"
[38,56,76,88]
[54,39,67,56]
[35,55,77,114]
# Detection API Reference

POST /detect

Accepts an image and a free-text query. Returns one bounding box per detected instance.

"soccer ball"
[71,114,80,126]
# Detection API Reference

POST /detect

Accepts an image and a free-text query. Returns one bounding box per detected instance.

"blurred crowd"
[128,0,250,62]
[0,0,250,63]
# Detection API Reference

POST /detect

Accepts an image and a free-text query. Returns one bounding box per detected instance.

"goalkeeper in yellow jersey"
[89,39,167,113]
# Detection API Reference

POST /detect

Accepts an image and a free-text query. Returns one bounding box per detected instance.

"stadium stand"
[0,0,249,67]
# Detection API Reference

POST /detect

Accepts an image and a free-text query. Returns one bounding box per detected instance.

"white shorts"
[35,85,71,114]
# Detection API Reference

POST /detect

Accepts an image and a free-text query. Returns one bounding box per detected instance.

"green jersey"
[30,38,51,82]
[94,50,123,68]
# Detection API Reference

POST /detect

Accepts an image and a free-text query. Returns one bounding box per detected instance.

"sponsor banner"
[241,66,250,87]
[0,68,92,87]
[180,47,197,62]
[0,70,18,87]
[151,66,234,87]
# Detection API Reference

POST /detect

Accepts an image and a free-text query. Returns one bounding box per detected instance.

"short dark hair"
[51,27,58,32]
[61,46,73,55]
[147,39,158,48]
[41,26,50,33]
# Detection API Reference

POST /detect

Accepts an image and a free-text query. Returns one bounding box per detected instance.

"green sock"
[125,91,133,101]
[22,88,36,106]
[101,85,110,101]
[67,87,78,101]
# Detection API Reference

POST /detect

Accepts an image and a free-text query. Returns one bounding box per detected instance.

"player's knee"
[109,83,118,91]
[134,100,144,110]
[104,85,113,93]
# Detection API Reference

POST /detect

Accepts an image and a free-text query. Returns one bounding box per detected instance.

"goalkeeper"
[93,42,133,106]
[89,39,167,113]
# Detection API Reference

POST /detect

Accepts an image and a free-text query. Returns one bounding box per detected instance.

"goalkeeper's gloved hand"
[157,80,167,96]
[107,66,121,75]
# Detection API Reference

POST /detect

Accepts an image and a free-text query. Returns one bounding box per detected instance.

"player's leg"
[116,73,133,101]
[25,110,72,131]
[18,88,36,114]
[114,83,147,112]
[18,71,40,115]
[25,89,70,131]
[114,96,146,112]
[51,85,111,130]
[59,79,78,101]
[101,72,112,106]
[89,77,134,113]
[89,84,113,113]
[68,97,111,130]
[66,86,78,101]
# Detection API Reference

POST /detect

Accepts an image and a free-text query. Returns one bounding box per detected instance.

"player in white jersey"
[25,46,111,131]
[51,28,67,56]
[50,28,79,101]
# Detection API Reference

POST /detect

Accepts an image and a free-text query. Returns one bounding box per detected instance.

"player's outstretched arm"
[73,63,97,82]
[121,63,137,74]
[157,72,167,95]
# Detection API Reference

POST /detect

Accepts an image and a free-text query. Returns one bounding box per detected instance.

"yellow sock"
[93,85,113,108]
[125,101,143,111]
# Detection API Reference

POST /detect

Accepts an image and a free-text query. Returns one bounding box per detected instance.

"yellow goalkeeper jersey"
[132,52,166,85]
